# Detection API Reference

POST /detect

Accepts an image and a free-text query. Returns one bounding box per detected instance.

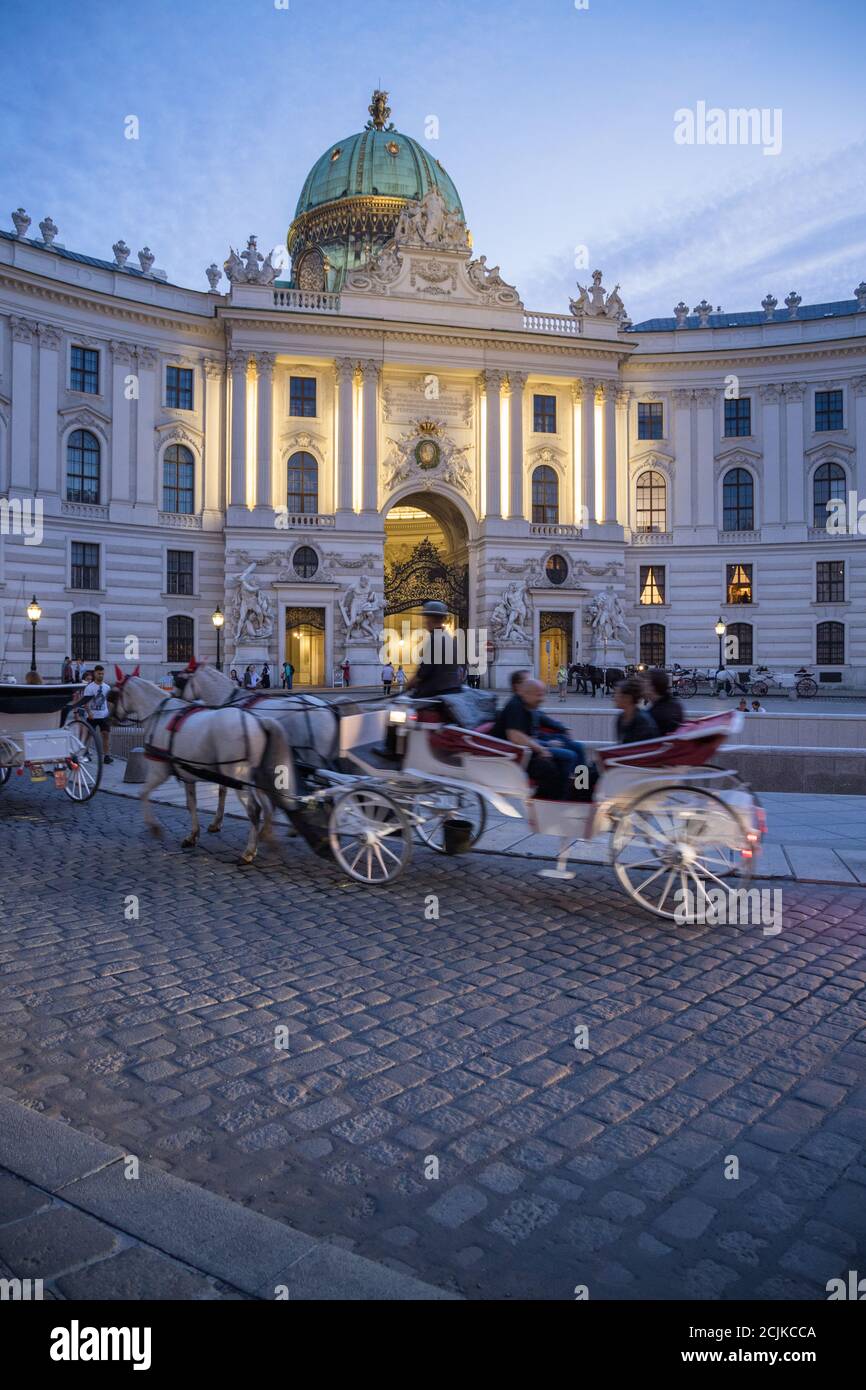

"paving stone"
[55,1245,222,1300]
[427,1184,488,1230]
[653,1197,717,1242]
[477,1163,524,1195]
[0,1207,119,1278]
[0,1174,52,1223]
[489,1197,560,1246]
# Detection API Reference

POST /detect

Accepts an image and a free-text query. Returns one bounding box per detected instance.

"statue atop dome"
[366,89,395,132]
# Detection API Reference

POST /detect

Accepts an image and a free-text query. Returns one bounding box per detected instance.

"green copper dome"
[288,91,465,291]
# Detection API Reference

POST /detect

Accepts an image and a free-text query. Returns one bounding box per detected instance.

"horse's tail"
[255,718,332,859]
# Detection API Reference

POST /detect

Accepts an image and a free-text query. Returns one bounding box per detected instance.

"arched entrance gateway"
[383,492,471,678]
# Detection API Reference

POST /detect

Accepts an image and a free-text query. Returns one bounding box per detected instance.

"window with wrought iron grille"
[639,623,666,666]
[635,470,666,531]
[637,402,664,440]
[167,615,195,663]
[815,390,843,432]
[532,465,559,524]
[816,561,845,605]
[293,546,319,579]
[70,345,99,394]
[163,445,195,514]
[287,452,319,513]
[639,565,665,605]
[727,622,753,665]
[71,611,100,662]
[290,377,317,418]
[812,462,846,528]
[66,429,101,504]
[167,550,194,596]
[166,365,194,410]
[817,620,844,664]
[724,397,751,437]
[533,394,557,433]
[722,467,754,531]
[71,541,99,591]
[726,563,753,604]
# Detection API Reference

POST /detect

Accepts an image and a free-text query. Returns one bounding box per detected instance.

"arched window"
[722,468,754,531]
[813,462,846,529]
[66,430,101,504]
[817,621,844,665]
[167,615,195,663]
[635,470,667,532]
[287,452,319,514]
[71,611,100,663]
[293,546,319,579]
[640,623,666,667]
[532,465,559,525]
[163,445,195,514]
[727,622,753,666]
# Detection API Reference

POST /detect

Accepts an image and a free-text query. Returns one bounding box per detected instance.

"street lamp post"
[212,606,225,672]
[715,616,727,670]
[26,595,42,673]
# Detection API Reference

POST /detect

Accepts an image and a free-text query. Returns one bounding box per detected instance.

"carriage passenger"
[645,668,684,735]
[614,677,659,745]
[492,678,576,800]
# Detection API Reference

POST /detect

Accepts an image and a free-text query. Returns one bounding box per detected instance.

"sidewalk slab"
[0,1099,124,1192]
[780,846,858,883]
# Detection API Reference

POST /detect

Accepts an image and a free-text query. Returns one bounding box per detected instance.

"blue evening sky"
[2,0,864,321]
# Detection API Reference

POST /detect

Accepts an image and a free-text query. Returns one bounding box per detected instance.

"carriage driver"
[404,601,464,700]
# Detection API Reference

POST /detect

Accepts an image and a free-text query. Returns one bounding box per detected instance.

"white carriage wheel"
[64,719,103,802]
[610,785,752,923]
[413,788,487,854]
[0,765,10,788]
[328,787,412,885]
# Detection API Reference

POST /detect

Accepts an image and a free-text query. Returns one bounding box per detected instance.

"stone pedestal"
[587,638,626,669]
[341,638,382,688]
[490,642,534,692]
[232,642,273,670]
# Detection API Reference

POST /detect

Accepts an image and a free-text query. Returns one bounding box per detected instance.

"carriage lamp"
[212,606,225,671]
[26,595,42,672]
[715,617,727,669]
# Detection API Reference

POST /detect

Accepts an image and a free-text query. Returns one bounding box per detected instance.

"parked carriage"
[0,683,102,802]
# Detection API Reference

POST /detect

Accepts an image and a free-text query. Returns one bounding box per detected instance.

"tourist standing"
[261,663,271,689]
[283,660,294,690]
[382,661,395,697]
[556,663,569,702]
[395,665,407,694]
[82,664,114,764]
[342,658,350,688]
[62,655,74,683]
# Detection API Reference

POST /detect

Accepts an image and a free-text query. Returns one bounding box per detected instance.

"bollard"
[123,747,148,784]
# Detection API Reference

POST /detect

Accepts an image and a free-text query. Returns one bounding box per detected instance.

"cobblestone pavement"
[2,783,866,1300]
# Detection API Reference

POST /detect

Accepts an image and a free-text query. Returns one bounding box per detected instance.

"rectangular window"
[70,345,99,394]
[724,397,751,436]
[533,394,557,433]
[816,560,845,604]
[640,624,666,667]
[166,365,194,410]
[167,550,194,596]
[815,390,843,431]
[71,541,99,591]
[637,402,664,440]
[726,563,753,605]
[290,377,317,417]
[71,612,100,663]
[639,565,665,605]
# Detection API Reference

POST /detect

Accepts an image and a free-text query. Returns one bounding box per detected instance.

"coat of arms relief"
[382,419,473,498]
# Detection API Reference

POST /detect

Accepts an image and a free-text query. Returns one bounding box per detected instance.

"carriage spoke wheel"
[328,787,412,885]
[63,719,103,802]
[796,677,818,698]
[611,786,752,922]
[412,788,487,854]
[0,765,11,788]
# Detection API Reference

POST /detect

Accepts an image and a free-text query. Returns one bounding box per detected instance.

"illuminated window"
[639,565,665,605]
[726,563,753,604]
[635,470,666,532]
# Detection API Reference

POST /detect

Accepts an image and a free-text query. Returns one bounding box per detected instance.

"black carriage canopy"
[0,684,83,717]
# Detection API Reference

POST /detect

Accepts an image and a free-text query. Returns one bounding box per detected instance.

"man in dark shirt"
[494,677,576,799]
[646,668,684,736]
[614,676,659,744]
[406,601,464,700]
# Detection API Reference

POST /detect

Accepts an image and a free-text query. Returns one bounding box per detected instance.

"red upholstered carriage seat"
[595,711,741,771]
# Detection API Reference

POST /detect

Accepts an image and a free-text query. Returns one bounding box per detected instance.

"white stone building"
[1,93,865,688]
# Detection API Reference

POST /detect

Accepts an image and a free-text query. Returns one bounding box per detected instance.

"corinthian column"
[783,383,806,524]
[228,350,249,508]
[360,359,380,513]
[254,352,276,512]
[580,378,597,525]
[109,339,135,505]
[335,357,356,512]
[9,316,36,492]
[601,382,618,525]
[508,371,527,519]
[759,384,783,524]
[37,323,61,499]
[672,388,693,531]
[203,359,225,519]
[482,370,504,519]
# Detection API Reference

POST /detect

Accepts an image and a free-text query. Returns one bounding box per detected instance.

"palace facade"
[2,92,865,687]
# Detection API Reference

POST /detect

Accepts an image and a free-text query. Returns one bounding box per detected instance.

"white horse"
[173,661,340,836]
[110,669,296,864]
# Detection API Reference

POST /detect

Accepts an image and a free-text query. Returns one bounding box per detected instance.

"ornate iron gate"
[384,538,468,624]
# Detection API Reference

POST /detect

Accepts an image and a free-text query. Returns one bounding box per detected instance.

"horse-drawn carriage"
[113,665,764,923]
[0,683,102,801]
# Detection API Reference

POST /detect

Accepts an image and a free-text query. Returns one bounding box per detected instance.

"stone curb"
[0,1100,457,1301]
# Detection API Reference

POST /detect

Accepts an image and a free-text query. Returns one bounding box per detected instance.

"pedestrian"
[381,661,395,697]
[342,658,350,688]
[62,655,74,683]
[71,658,82,683]
[751,699,767,713]
[261,663,271,689]
[556,663,569,702]
[614,677,659,745]
[243,664,254,688]
[249,666,260,689]
[737,697,748,712]
[283,659,294,690]
[646,668,685,735]
[24,670,43,685]
[230,667,241,686]
[395,664,407,693]
[81,663,114,764]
